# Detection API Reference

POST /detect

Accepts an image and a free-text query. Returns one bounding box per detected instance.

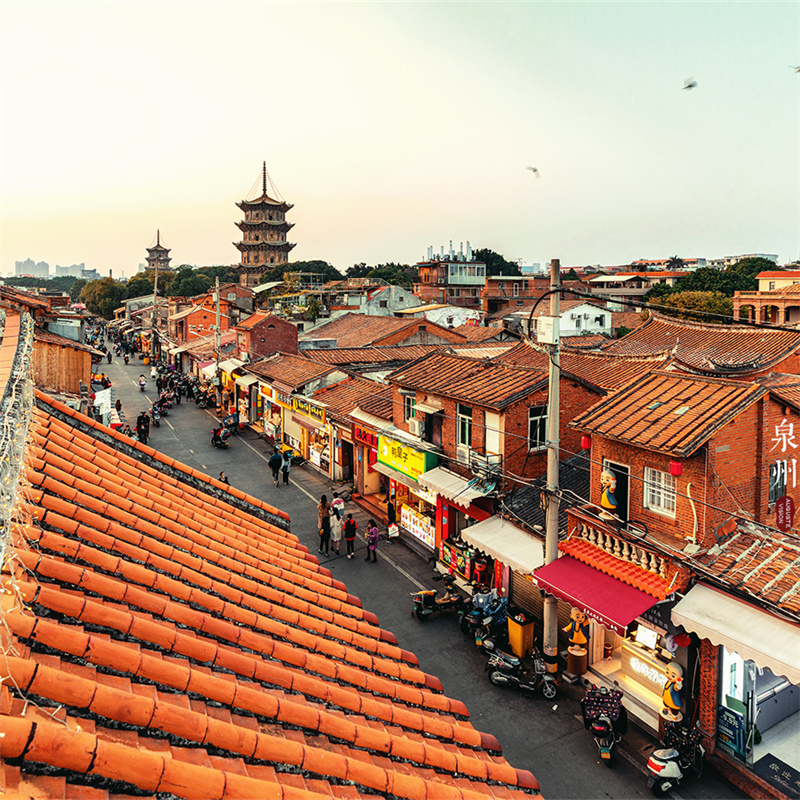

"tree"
[69,279,87,302]
[656,291,733,324]
[196,265,242,284]
[643,282,676,302]
[81,277,127,319]
[259,260,344,285]
[564,268,580,281]
[472,248,522,277]
[726,257,779,292]
[167,268,213,298]
[125,275,153,299]
[667,255,685,270]
[367,263,418,289]
[345,263,371,279]
[304,296,321,323]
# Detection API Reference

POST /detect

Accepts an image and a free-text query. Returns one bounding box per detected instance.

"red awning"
[533,555,657,636]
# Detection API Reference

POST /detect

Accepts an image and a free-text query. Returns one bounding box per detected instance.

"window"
[528,405,547,450]
[575,317,582,329]
[769,281,776,290]
[770,462,786,504]
[379,300,388,308]
[513,282,519,296]
[498,281,505,291]
[643,467,677,517]
[404,394,416,421]
[457,404,473,446]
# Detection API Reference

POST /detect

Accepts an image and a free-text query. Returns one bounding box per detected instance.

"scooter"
[486,645,557,699]
[411,573,467,621]
[646,723,704,796]
[211,427,231,449]
[461,588,508,647]
[581,684,628,767]
[138,377,147,392]
[148,406,160,428]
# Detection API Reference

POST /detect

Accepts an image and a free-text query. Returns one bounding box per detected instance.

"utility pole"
[150,233,160,362]
[214,277,221,404]
[542,257,561,677]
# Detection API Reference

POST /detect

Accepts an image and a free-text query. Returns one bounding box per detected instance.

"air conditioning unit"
[407,418,424,438]
[456,445,470,465]
[470,450,502,477]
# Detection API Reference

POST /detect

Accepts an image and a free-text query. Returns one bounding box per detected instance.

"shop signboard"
[273,389,293,409]
[400,505,435,548]
[438,541,472,581]
[717,705,747,759]
[258,383,273,400]
[378,435,437,481]
[354,425,379,448]
[621,641,669,697]
[293,396,326,423]
[776,495,795,532]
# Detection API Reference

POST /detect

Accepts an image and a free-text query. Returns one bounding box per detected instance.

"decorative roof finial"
[156,229,160,247]
[262,161,267,197]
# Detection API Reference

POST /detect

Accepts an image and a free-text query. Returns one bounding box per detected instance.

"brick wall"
[245,317,298,358]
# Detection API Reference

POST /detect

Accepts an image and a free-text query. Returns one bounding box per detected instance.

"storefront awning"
[417,466,491,509]
[218,358,244,374]
[292,413,325,432]
[533,555,658,636]
[200,363,217,379]
[460,516,544,575]
[373,461,419,492]
[235,374,259,389]
[170,337,212,356]
[415,400,443,414]
[672,584,800,685]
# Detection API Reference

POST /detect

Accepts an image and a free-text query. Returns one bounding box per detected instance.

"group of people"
[268,449,292,487]
[316,494,378,562]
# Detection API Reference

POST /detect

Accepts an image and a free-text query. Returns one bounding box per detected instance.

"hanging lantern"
[669,460,683,477]
[581,435,591,450]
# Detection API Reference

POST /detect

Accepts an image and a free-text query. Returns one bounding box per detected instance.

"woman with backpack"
[330,507,343,555]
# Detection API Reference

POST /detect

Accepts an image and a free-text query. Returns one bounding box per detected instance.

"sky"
[2,1,799,279]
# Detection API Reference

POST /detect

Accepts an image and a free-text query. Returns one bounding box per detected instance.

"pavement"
[97,352,745,800]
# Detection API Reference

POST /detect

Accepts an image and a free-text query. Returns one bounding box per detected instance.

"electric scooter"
[485,645,557,699]
[581,684,628,766]
[411,573,467,621]
[646,723,704,796]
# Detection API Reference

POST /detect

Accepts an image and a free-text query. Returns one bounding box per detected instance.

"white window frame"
[528,405,548,451]
[404,394,416,422]
[643,467,677,517]
[457,404,473,447]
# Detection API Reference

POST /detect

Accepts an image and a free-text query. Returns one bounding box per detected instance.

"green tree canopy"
[655,291,733,324]
[563,268,580,281]
[345,263,372,279]
[259,260,344,285]
[69,279,87,302]
[367,263,417,289]
[125,275,153,299]
[167,268,213,298]
[726,257,779,290]
[472,248,522,277]
[81,277,127,319]
[196,265,242,284]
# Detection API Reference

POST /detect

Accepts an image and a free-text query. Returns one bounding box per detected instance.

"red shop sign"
[354,425,379,448]
[776,495,795,532]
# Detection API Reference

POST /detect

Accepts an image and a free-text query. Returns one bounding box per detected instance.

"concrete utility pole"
[151,255,159,361]
[214,277,221,404]
[542,258,561,677]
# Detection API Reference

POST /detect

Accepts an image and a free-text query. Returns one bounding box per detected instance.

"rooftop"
[570,370,767,457]
[246,352,339,390]
[388,352,547,409]
[300,313,466,348]
[602,312,800,375]
[449,324,516,342]
[312,375,395,422]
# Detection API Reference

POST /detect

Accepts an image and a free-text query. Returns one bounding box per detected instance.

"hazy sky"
[2,2,798,278]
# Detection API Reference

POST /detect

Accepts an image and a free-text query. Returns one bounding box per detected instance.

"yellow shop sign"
[292,396,326,423]
[378,435,436,481]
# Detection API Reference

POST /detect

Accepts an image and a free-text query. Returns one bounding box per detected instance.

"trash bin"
[507,609,535,658]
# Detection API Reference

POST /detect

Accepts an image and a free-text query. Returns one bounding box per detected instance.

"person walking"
[136,411,149,445]
[318,495,331,556]
[156,376,163,394]
[281,451,291,486]
[365,519,379,563]
[330,507,342,555]
[106,350,112,365]
[268,450,283,487]
[343,514,357,559]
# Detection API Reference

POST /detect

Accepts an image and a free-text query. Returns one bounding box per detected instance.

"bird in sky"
[683,78,698,90]
[526,166,541,178]
[791,66,800,73]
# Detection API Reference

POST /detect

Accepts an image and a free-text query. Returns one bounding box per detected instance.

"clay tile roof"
[449,324,511,342]
[33,326,105,356]
[602,312,800,375]
[758,373,800,412]
[692,519,800,616]
[388,352,547,409]
[0,285,51,310]
[300,313,467,348]
[0,317,538,798]
[302,344,443,366]
[495,340,673,392]
[246,352,340,389]
[570,370,766,457]
[312,376,394,423]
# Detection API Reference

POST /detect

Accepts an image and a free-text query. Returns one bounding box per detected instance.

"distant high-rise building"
[145,230,172,272]
[15,258,49,278]
[55,263,86,278]
[233,162,296,288]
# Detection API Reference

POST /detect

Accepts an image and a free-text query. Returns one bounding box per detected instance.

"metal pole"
[214,277,221,406]
[151,257,159,361]
[542,257,561,677]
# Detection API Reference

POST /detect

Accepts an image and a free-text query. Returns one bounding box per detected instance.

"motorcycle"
[485,645,557,699]
[646,723,704,796]
[411,573,467,621]
[138,377,147,392]
[148,406,160,428]
[581,684,628,767]
[212,427,231,449]
[461,588,508,647]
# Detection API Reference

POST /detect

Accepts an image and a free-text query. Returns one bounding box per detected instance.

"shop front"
[292,396,332,477]
[331,422,354,482]
[673,584,800,794]
[234,373,260,424]
[375,435,438,552]
[353,423,381,498]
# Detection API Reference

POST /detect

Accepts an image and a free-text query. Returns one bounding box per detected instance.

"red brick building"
[235,312,297,360]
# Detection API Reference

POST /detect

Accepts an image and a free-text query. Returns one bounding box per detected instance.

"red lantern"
[669,460,683,477]
[581,435,591,450]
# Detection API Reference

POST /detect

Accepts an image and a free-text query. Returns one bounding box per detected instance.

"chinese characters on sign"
[377,435,436,481]
[771,419,798,453]
[292,396,326,423]
[354,425,379,447]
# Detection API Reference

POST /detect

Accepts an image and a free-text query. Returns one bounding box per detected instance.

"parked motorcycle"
[461,588,508,648]
[211,427,231,449]
[486,645,557,699]
[581,684,628,766]
[646,723,704,796]
[411,573,467,621]
[148,406,160,428]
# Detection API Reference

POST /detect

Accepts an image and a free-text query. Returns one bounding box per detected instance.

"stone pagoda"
[145,230,172,272]
[233,162,296,288]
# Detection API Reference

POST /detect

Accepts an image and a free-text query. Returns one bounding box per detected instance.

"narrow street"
[105,355,744,800]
